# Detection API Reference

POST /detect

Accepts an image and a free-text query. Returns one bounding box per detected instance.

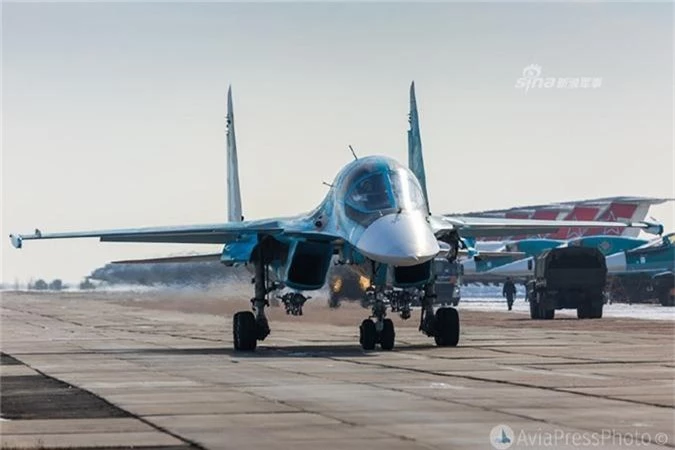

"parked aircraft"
[605,233,675,306]
[466,235,650,277]
[479,235,666,278]
[453,197,671,277]
[9,83,663,351]
[455,196,671,241]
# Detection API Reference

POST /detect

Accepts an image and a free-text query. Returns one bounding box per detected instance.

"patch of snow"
[459,296,675,321]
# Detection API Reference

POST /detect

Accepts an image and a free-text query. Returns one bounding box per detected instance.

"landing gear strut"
[233,241,276,352]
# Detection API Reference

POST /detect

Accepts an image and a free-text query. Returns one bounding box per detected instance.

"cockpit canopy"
[345,167,427,214]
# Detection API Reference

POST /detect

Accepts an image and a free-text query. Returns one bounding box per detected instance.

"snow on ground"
[459,297,675,321]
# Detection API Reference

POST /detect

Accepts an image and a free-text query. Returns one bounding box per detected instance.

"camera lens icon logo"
[490,424,514,449]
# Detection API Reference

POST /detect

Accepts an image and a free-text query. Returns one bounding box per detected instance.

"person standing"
[503,277,517,311]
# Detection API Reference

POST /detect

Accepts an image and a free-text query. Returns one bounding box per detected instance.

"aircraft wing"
[431,215,664,239]
[112,253,223,264]
[9,218,340,249]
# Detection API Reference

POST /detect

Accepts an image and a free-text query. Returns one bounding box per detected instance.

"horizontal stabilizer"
[469,250,526,260]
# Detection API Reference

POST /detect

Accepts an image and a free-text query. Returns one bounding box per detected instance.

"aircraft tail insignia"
[227,86,243,222]
[407,81,430,212]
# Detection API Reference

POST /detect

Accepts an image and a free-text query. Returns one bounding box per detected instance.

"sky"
[2,2,674,285]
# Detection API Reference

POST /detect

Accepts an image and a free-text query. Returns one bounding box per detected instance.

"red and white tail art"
[552,205,602,239]
[587,203,640,237]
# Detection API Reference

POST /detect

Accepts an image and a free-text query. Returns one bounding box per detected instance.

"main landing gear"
[233,244,273,352]
[419,285,460,347]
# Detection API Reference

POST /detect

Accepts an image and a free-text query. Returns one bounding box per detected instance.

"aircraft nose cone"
[604,252,627,272]
[356,213,439,266]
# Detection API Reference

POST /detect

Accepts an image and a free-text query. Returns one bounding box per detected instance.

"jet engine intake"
[285,241,334,290]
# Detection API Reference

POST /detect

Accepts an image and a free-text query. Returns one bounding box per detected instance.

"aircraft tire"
[360,319,377,350]
[233,311,257,351]
[434,307,460,347]
[379,319,395,350]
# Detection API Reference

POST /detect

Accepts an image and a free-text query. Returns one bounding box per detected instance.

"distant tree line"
[28,279,64,290]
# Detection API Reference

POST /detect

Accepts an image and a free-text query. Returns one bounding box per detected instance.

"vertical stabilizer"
[227,86,243,222]
[407,81,430,211]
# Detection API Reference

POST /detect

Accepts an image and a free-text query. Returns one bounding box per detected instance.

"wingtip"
[9,234,22,249]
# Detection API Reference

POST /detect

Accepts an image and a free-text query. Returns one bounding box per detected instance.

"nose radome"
[356,213,439,266]
[604,252,627,272]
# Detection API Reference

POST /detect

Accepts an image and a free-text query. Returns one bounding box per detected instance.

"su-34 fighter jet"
[10,83,664,351]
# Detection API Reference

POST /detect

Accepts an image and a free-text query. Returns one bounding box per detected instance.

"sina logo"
[490,424,514,449]
[522,64,542,79]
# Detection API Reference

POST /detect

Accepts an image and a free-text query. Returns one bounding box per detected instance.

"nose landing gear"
[359,288,396,351]
[359,318,395,351]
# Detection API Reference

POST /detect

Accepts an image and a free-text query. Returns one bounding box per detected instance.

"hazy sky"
[2,2,673,284]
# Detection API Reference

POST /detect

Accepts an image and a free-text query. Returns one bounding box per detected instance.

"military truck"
[654,272,675,307]
[527,247,607,320]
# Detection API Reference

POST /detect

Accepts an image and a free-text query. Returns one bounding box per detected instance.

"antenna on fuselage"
[349,145,358,160]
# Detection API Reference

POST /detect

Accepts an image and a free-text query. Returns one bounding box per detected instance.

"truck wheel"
[659,293,675,307]
[590,304,603,319]
[541,308,555,320]
[577,304,590,319]
[529,300,540,319]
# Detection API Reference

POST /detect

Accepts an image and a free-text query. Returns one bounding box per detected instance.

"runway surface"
[1,290,674,449]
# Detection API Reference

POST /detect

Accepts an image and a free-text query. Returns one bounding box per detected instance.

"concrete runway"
[1,291,674,449]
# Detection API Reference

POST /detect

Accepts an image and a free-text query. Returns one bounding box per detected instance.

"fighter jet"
[9,83,663,351]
